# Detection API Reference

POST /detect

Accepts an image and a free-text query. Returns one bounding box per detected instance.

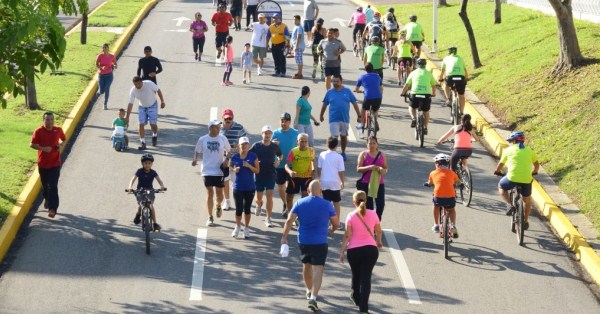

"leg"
[103,73,113,106]
[223,179,231,205]
[215,187,224,208]
[409,107,416,120]
[333,201,341,221]
[433,205,440,225]
[233,189,244,227]
[523,196,532,221]
[277,184,286,209]
[340,135,348,153]
[444,84,451,101]
[459,94,466,114]
[358,246,379,313]
[286,193,295,214]
[375,184,385,220]
[138,124,145,141]
[255,190,264,212]
[325,75,332,90]
[498,186,511,207]
[265,189,274,220]
[303,263,313,293]
[150,123,158,136]
[424,111,430,128]
[310,265,325,298]
[45,167,61,211]
[449,207,457,225]
[347,248,362,305]
[206,187,215,216]
[243,191,254,226]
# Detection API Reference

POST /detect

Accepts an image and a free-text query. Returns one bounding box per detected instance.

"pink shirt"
[351,12,366,25]
[360,151,385,184]
[345,210,379,249]
[453,125,473,149]
[225,43,234,62]
[96,53,115,75]
[191,20,207,38]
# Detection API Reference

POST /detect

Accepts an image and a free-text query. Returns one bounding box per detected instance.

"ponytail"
[358,200,367,217]
[353,190,368,217]
[461,114,473,132]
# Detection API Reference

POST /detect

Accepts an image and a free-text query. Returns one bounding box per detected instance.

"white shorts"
[243,64,252,72]
[329,121,349,137]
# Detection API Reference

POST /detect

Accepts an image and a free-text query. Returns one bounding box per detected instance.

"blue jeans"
[98,72,114,106]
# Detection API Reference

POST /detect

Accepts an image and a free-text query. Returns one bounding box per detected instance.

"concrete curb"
[0,0,159,263]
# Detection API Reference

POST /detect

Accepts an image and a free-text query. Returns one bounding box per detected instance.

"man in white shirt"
[125,76,165,150]
[250,13,269,75]
[317,136,345,229]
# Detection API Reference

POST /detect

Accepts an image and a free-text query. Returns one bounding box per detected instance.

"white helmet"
[433,153,450,163]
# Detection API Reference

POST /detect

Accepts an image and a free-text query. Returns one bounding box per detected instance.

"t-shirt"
[30,126,66,169]
[365,7,374,24]
[395,39,413,58]
[403,22,424,41]
[453,125,473,149]
[359,151,385,184]
[137,56,162,81]
[211,12,233,33]
[220,122,247,147]
[318,39,345,67]
[225,43,234,62]
[268,23,290,45]
[351,11,366,25]
[345,210,379,249]
[241,51,254,66]
[250,141,282,181]
[195,134,231,176]
[190,20,208,38]
[500,144,538,183]
[318,150,344,191]
[96,53,116,75]
[303,0,318,20]
[405,68,437,95]
[385,19,398,32]
[135,168,158,189]
[231,152,258,191]
[129,80,159,107]
[272,128,299,169]
[429,168,459,198]
[292,25,305,50]
[251,22,269,47]
[287,147,314,178]
[296,97,312,125]
[291,196,336,245]
[356,72,382,100]
[441,54,466,76]
[322,86,357,123]
[113,117,127,128]
[364,45,385,70]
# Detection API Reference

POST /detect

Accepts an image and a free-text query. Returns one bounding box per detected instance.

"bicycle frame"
[128,188,164,254]
[438,205,454,259]
[510,186,526,246]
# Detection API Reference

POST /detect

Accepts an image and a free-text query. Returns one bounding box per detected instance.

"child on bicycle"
[127,153,166,231]
[437,114,479,172]
[426,153,461,238]
[112,108,129,149]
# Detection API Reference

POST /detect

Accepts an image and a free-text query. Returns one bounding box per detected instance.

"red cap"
[222,109,234,119]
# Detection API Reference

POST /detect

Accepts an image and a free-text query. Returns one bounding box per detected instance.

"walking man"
[281,180,339,312]
[250,13,269,75]
[272,112,299,217]
[125,76,166,150]
[267,13,290,77]
[284,133,316,213]
[303,0,319,43]
[220,108,247,211]
[317,28,346,90]
[292,15,306,79]
[137,46,163,84]
[30,112,66,218]
[317,136,345,229]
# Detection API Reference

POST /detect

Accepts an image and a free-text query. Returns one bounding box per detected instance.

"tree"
[458,0,482,68]
[494,0,502,24]
[0,0,89,109]
[547,0,584,74]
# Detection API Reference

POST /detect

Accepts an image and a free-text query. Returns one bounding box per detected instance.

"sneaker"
[153,223,161,232]
[226,81,234,86]
[356,123,364,130]
[216,51,221,59]
[308,299,319,312]
[195,53,198,60]
[523,220,530,230]
[254,204,262,216]
[293,73,303,79]
[350,293,358,306]
[134,213,141,225]
[505,205,516,216]
[103,104,108,110]
[221,82,228,86]
[398,81,402,86]
[206,216,214,227]
[248,78,251,83]
[138,142,147,150]
[410,119,416,128]
[48,209,56,218]
[257,68,263,76]
[265,218,274,228]
[272,72,280,77]
[338,222,345,231]
[282,204,288,218]
[242,79,246,84]
[222,199,231,211]
[216,206,222,218]
[243,227,250,239]
[432,224,440,233]
[320,72,325,80]
[152,135,157,146]
[451,225,459,238]
[341,152,347,162]
[424,127,428,135]
[198,55,202,62]
[232,226,240,238]
[306,291,312,300]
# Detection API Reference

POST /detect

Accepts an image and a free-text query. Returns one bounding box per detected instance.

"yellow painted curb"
[0,0,158,263]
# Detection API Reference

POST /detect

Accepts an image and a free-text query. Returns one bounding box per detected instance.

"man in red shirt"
[211,3,234,59]
[30,112,66,218]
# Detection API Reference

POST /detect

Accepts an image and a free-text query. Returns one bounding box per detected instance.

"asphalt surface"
[1,0,599,313]
[57,0,107,32]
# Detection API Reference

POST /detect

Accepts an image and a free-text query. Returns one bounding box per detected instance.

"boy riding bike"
[127,153,167,232]
[426,153,461,238]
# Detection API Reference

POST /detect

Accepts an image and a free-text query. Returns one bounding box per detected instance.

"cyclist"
[438,46,469,115]
[355,63,383,136]
[363,36,385,80]
[127,153,166,232]
[364,5,374,24]
[437,114,480,172]
[400,58,437,135]
[348,7,366,53]
[494,132,539,230]
[426,153,461,238]
[384,9,399,53]
[402,14,424,59]
[362,11,387,49]
[392,30,416,86]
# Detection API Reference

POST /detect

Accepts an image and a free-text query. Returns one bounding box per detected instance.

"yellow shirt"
[287,147,314,178]
[269,23,289,45]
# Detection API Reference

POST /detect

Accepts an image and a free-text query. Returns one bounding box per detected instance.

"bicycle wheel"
[460,165,473,207]
[443,213,450,259]
[369,112,377,138]
[143,208,152,254]
[453,98,460,125]
[509,191,517,233]
[418,113,425,148]
[516,200,525,246]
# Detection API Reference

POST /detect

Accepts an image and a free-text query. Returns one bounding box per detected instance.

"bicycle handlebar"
[125,188,167,194]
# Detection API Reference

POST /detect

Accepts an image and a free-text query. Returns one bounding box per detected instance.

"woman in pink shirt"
[190,12,208,61]
[340,190,382,314]
[95,43,117,110]
[437,114,479,172]
[348,7,367,51]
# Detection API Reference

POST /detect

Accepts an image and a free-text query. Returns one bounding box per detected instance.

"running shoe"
[206,216,214,227]
[243,227,250,239]
[153,223,161,232]
[243,79,246,84]
[356,123,364,130]
[254,204,262,216]
[134,214,141,225]
[138,142,147,150]
[308,299,319,312]
[223,199,231,211]
[272,72,281,77]
[523,220,530,230]
[451,225,459,238]
[410,119,416,128]
[248,78,251,83]
[232,226,240,238]
[306,291,312,300]
[432,224,440,233]
[225,81,234,86]
[195,53,198,60]
[103,103,107,110]
[350,293,358,306]
[216,206,222,218]
[257,68,263,76]
[152,135,157,146]
[338,222,345,231]
[265,218,274,228]
[217,51,221,59]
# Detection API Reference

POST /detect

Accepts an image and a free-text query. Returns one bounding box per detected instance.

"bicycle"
[355,91,378,139]
[355,32,365,61]
[404,92,426,148]
[443,140,473,207]
[494,172,534,246]
[126,188,166,254]
[444,77,463,125]
[424,183,454,259]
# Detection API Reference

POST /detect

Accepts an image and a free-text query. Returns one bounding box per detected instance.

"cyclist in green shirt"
[363,36,385,80]
[392,30,416,85]
[401,14,424,59]
[438,46,469,115]
[400,58,437,135]
[494,132,539,230]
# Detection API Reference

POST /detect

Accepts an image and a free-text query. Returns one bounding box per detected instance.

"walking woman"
[310,18,327,79]
[230,136,260,239]
[293,86,320,147]
[356,136,388,221]
[437,113,479,172]
[190,12,208,61]
[340,190,383,314]
[95,43,117,110]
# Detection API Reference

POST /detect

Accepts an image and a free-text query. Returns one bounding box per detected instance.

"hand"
[319,116,324,122]
[400,93,406,97]
[293,123,299,129]
[160,102,166,109]
[192,160,198,167]
[242,161,250,168]
[494,170,503,176]
[289,171,296,178]
[376,240,383,248]
[149,72,156,77]
[313,121,320,126]
[532,172,538,176]
[423,182,431,187]
[160,186,167,191]
[339,252,345,263]
[41,146,52,153]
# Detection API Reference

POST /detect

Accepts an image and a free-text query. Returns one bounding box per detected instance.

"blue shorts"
[255,179,276,192]
[303,20,314,33]
[138,102,158,125]
[498,176,532,197]
[324,66,341,77]
[432,197,456,208]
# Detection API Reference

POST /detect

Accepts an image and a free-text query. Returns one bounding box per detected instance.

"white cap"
[262,125,273,132]
[208,119,221,127]
[238,136,250,144]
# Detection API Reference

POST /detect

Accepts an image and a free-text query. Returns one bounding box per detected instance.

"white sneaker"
[265,218,274,228]
[356,123,364,130]
[243,227,250,239]
[222,199,230,211]
[255,204,262,216]
[206,216,214,227]
[232,226,240,238]
[248,77,252,83]
[257,68,262,76]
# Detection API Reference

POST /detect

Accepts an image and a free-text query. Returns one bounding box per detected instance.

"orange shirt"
[429,168,459,198]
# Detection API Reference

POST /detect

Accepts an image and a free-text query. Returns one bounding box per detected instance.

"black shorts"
[322,189,341,203]
[230,8,242,17]
[411,41,423,49]
[203,175,225,188]
[286,177,312,195]
[445,75,467,95]
[216,31,229,48]
[433,197,456,208]
[410,94,432,111]
[276,168,289,185]
[362,98,382,111]
[299,243,329,265]
[324,66,341,77]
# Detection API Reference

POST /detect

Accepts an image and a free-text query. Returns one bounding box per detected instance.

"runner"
[212,3,234,60]
[250,13,269,75]
[137,46,162,85]
[190,12,208,62]
[272,112,299,217]
[220,108,247,211]
[230,136,260,239]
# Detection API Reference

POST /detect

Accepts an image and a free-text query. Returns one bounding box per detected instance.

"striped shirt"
[220,121,247,147]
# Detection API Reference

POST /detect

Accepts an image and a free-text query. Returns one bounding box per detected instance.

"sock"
[152,133,157,137]
[310,295,317,301]
[140,139,146,144]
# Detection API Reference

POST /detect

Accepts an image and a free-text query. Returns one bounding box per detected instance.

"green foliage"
[89,0,148,27]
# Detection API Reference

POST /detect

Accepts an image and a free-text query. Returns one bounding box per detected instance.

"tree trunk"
[439,0,448,6]
[547,0,584,74]
[25,76,40,110]
[458,0,482,68]
[494,0,502,24]
[80,13,88,44]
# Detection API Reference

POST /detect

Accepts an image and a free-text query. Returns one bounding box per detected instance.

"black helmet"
[416,58,426,67]
[388,7,395,13]
[141,153,154,163]
[356,6,363,12]
[409,14,417,21]
[370,36,380,44]
[448,46,457,54]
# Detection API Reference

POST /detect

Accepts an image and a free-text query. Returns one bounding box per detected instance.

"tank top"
[360,151,385,184]
[453,125,473,149]
[313,28,324,45]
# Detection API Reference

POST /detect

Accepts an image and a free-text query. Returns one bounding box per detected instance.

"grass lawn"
[0,0,149,225]
[380,1,600,230]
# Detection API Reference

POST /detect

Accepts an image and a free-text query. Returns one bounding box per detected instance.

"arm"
[125,102,134,124]
[137,59,142,77]
[352,101,361,122]
[243,157,260,174]
[192,151,201,166]
[314,4,319,19]
[469,130,480,142]
[437,127,455,145]
[157,89,165,108]
[374,223,383,247]
[533,161,540,174]
[128,175,138,190]
[400,82,410,95]
[154,59,163,75]
[339,171,345,189]
[379,152,389,176]
[495,162,505,174]
[155,175,166,190]
[339,225,352,263]
[465,67,469,81]
[329,214,339,233]
[281,212,298,244]
[319,103,327,122]
[293,103,302,129]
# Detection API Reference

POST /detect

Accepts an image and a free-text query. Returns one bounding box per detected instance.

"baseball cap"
[280,112,291,120]
[238,136,250,144]
[272,13,281,19]
[262,125,273,132]
[258,13,266,19]
[222,108,234,119]
[208,119,222,127]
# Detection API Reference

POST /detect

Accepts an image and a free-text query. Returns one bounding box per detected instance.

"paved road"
[1,0,599,312]
[57,0,106,32]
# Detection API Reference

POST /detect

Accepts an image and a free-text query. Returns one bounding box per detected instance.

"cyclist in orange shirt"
[426,154,461,237]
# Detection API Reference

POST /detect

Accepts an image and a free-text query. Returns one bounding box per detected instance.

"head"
[370,36,380,45]
[416,58,427,68]
[280,112,292,130]
[132,76,143,89]
[506,131,525,148]
[238,136,250,152]
[373,11,381,21]
[366,135,378,150]
[208,119,222,136]
[195,12,202,20]
[42,112,55,129]
[434,153,450,169]
[294,15,301,26]
[388,7,395,14]
[356,6,363,12]
[400,29,407,38]
[448,46,457,55]
[301,86,310,97]
[272,13,281,24]
[258,13,266,24]
[222,108,234,127]
[333,28,340,38]
[332,74,343,90]
[141,153,154,170]
[461,114,473,131]
[102,43,109,52]
[297,133,309,150]
[353,190,368,216]
[409,14,417,22]
[327,28,335,40]
[118,108,126,119]
[365,63,374,73]
[218,3,227,11]
[244,43,251,51]
[316,17,324,26]
[327,136,338,150]
[307,180,322,197]
[261,125,273,141]
[143,46,152,57]
[226,35,233,44]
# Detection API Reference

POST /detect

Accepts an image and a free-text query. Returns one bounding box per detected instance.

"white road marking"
[189,228,208,301]
[173,16,191,27]
[383,229,422,305]
[331,18,347,27]
[210,107,218,120]
[348,123,357,142]
[287,1,294,6]
[163,29,188,32]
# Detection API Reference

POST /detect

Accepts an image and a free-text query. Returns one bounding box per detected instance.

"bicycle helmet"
[141,153,154,163]
[434,153,451,163]
[506,131,525,142]
[448,46,457,54]
[409,14,417,22]
[388,7,395,13]
[370,36,380,44]
[356,6,363,12]
[416,58,427,67]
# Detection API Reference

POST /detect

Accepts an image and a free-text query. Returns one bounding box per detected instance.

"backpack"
[369,23,383,38]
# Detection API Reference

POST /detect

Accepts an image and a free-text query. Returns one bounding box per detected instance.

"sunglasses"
[224,118,233,121]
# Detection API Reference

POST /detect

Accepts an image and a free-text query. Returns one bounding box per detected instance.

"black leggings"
[233,189,255,216]
[358,184,385,221]
[451,148,472,172]
[246,5,257,27]
[352,24,366,43]
[193,37,205,53]
[347,245,379,313]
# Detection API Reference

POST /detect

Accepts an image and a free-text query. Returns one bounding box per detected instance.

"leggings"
[246,5,257,27]
[223,62,233,82]
[358,184,385,221]
[347,245,379,313]
[193,37,206,53]
[352,24,366,43]
[233,189,255,216]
